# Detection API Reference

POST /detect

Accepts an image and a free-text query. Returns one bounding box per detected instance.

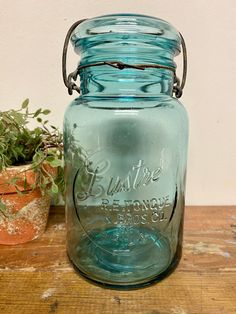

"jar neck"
[79,67,175,97]
[71,14,181,98]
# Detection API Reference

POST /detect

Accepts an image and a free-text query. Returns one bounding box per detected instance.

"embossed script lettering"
[75,159,162,201]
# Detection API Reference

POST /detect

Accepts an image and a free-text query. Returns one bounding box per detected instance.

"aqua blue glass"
[63,14,188,289]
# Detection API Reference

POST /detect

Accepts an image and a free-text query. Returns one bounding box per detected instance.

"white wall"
[0,0,235,205]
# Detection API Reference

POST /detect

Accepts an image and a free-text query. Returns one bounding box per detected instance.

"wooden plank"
[0,271,235,314]
[0,206,235,314]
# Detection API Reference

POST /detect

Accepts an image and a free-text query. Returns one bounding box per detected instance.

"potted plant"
[0,99,64,245]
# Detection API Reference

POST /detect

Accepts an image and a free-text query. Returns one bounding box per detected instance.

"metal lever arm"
[62,19,87,95]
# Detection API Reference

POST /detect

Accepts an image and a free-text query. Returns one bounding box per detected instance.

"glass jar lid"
[71,14,181,53]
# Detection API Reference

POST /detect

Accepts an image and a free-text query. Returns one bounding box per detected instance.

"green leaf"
[46,155,54,161]
[37,117,42,123]
[51,183,58,194]
[21,99,29,109]
[33,109,42,117]
[12,111,25,124]
[24,176,27,190]
[2,115,13,124]
[49,159,63,167]
[42,110,51,115]
[32,150,44,163]
[34,127,43,136]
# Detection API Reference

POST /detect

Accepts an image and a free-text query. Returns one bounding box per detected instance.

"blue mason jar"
[63,14,188,289]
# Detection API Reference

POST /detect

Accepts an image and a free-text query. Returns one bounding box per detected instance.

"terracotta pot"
[0,164,52,245]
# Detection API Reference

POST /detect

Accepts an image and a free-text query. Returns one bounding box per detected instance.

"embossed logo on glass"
[75,159,161,201]
[73,156,175,230]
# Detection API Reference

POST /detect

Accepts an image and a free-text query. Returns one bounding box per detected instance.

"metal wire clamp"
[62,19,187,98]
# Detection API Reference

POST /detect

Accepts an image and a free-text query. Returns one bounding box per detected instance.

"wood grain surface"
[0,206,235,314]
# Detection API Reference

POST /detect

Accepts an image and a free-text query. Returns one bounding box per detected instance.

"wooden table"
[0,206,235,314]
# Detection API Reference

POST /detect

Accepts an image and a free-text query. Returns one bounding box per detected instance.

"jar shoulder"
[66,95,187,111]
[64,96,188,127]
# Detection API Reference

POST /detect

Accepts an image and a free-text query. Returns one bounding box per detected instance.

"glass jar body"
[64,95,188,288]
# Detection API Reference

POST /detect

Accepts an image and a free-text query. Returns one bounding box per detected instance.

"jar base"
[68,247,181,290]
[67,227,182,290]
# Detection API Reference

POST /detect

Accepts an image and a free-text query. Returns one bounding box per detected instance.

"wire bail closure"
[62,19,187,98]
